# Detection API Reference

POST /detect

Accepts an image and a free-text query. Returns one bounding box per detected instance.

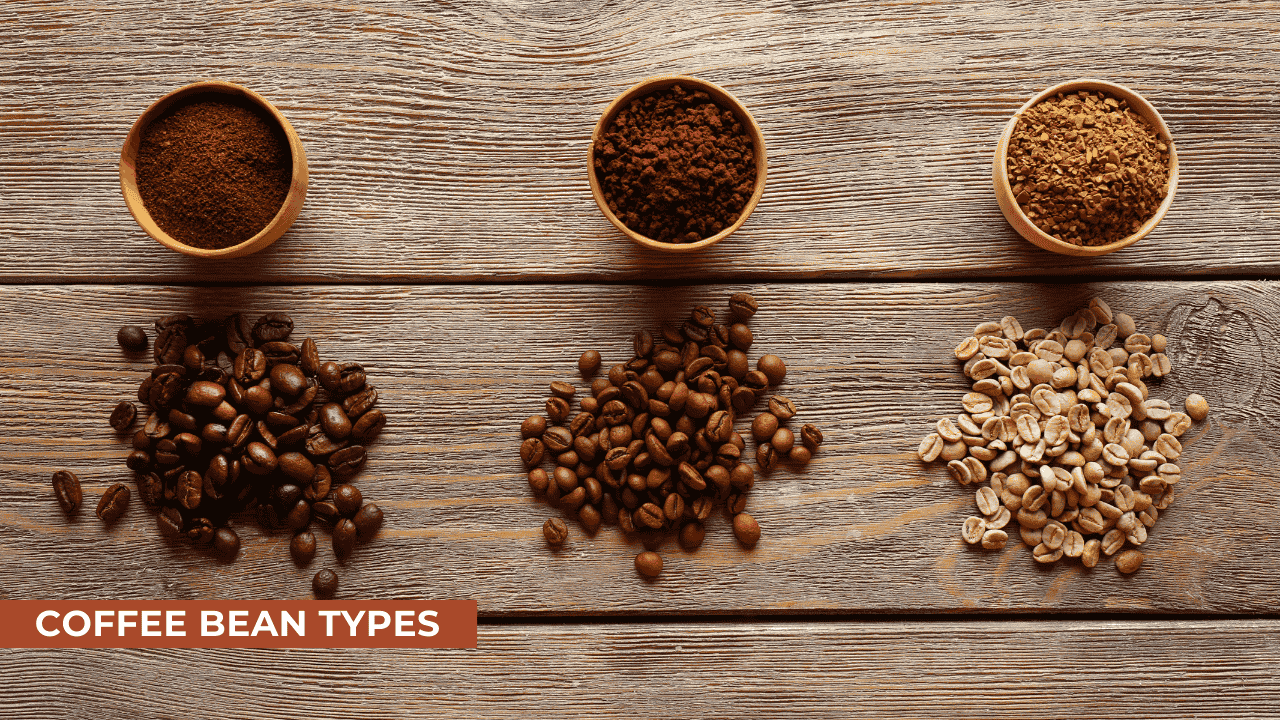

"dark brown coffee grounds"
[1006,90,1171,246]
[135,96,292,250]
[594,84,757,243]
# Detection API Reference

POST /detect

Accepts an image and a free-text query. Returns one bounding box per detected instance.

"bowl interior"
[588,75,768,253]
[993,79,1178,257]
[120,81,308,259]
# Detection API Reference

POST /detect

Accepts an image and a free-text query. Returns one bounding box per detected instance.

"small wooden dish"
[993,79,1178,257]
[588,75,768,253]
[119,81,308,259]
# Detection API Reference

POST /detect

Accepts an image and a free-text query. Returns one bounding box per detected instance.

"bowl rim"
[119,80,308,259]
[587,74,768,253]
[993,78,1179,257]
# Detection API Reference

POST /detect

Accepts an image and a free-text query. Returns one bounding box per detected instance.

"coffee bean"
[252,312,293,344]
[156,506,183,537]
[635,551,663,577]
[154,326,188,365]
[117,325,148,351]
[312,501,341,526]
[328,445,367,480]
[728,323,753,351]
[635,502,665,529]
[291,531,317,564]
[51,470,82,513]
[243,442,278,475]
[331,484,362,517]
[578,350,602,376]
[1114,549,1144,574]
[333,519,357,559]
[1184,393,1209,422]
[212,527,240,561]
[728,292,758,320]
[543,517,568,546]
[521,415,547,439]
[800,424,823,450]
[96,483,130,523]
[767,395,796,420]
[299,338,320,376]
[757,355,786,385]
[755,442,778,473]
[351,409,386,443]
[277,451,316,484]
[270,363,307,398]
[732,512,760,546]
[771,427,795,454]
[109,401,137,432]
[352,503,383,542]
[313,569,339,598]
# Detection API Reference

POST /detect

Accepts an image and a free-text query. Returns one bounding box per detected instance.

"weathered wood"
[1,619,1278,718]
[1,282,1275,612]
[2,1,1279,282]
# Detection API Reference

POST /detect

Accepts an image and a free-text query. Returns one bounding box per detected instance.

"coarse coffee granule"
[135,96,292,250]
[594,84,757,243]
[1006,90,1171,247]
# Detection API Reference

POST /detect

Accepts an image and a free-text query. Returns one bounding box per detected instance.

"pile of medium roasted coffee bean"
[56,312,386,598]
[521,293,824,578]
[917,298,1206,574]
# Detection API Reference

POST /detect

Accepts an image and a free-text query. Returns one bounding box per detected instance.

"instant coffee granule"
[916,297,1207,574]
[135,97,292,250]
[594,85,757,243]
[1006,91,1171,246]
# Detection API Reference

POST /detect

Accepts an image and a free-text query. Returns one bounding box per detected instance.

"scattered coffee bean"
[96,483,130,523]
[51,470,82,514]
[117,325,149,352]
[109,401,138,432]
[635,550,663,578]
[213,527,240,561]
[312,569,339,598]
[353,503,383,542]
[1184,393,1209,422]
[291,531,317,565]
[732,512,761,546]
[543,517,569,546]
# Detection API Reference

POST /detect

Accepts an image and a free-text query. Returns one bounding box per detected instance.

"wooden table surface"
[3,1,1279,717]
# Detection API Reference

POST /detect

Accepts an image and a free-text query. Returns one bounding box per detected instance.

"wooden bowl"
[588,76,768,253]
[119,81,308,259]
[993,79,1178,257]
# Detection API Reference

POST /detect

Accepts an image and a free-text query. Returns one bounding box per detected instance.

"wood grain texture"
[2,282,1276,613]
[1,619,1278,719]
[2,1,1279,282]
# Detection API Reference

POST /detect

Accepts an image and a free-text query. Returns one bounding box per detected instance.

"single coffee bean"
[757,355,787,385]
[756,442,779,473]
[767,395,796,420]
[788,446,813,463]
[333,483,363,516]
[331,362,366,395]
[728,292,758,320]
[136,472,163,506]
[333,519,357,559]
[528,468,551,495]
[521,437,546,467]
[751,412,779,442]
[117,325,148,351]
[176,470,203,510]
[290,531,317,564]
[732,512,761,546]
[186,517,216,545]
[353,503,383,542]
[270,363,308,398]
[312,501,341,526]
[233,348,268,385]
[109,401,137,431]
[678,520,706,549]
[800,424,824,450]
[351,409,386,443]
[183,380,225,408]
[298,337,320,376]
[543,517,569,546]
[157,506,184,537]
[635,502,665,529]
[728,323,753,351]
[278,451,316,483]
[522,415,548,439]
[96,483,130,523]
[51,470,82,513]
[579,350,602,375]
[132,429,151,450]
[313,569,339,598]
[174,432,202,456]
[243,384,273,416]
[635,551,663,578]
[213,527,240,561]
[729,462,755,491]
[545,396,571,424]
[283,499,311,531]
[243,441,278,475]
[125,449,152,473]
[542,426,574,453]
[771,427,795,454]
[328,445,367,480]
[252,312,294,344]
[153,326,188,365]
[317,402,352,440]
[1115,549,1144,574]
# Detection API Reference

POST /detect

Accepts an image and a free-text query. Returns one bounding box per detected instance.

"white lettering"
[63,611,90,637]
[395,610,415,637]
[319,610,341,636]
[36,610,59,637]
[94,610,113,637]
[228,610,249,636]
[281,611,304,637]
[418,610,439,637]
[141,611,161,637]
[202,610,225,636]
[340,610,365,636]
[117,610,138,636]
[251,611,279,637]
[167,610,186,636]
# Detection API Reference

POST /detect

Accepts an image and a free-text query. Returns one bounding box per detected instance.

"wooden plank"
[1,282,1276,612]
[1,1,1278,282]
[1,619,1277,718]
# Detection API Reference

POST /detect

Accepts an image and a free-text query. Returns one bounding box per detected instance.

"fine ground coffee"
[1006,91,1171,247]
[594,85,757,243]
[135,96,292,250]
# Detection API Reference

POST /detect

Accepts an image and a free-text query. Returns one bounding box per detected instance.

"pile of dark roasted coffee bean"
[60,312,386,598]
[520,293,824,578]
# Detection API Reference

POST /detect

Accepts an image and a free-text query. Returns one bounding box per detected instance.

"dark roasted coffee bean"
[154,326,187,365]
[126,449,152,473]
[542,426,574,454]
[117,325,148,351]
[353,503,383,542]
[553,466,579,493]
[244,384,273,415]
[313,569,339,598]
[244,442,278,475]
[270,363,307,398]
[312,501,341,526]
[527,468,551,495]
[132,429,151,451]
[284,499,311,531]
[299,338,320,376]
[520,437,546,467]
[351,409,386,443]
[679,520,706,549]
[109,401,137,431]
[665,431,690,459]
[623,356,649,373]
[568,412,595,438]
[682,321,709,343]
[729,322,754,350]
[176,470,203,510]
[706,411,734,443]
[137,375,155,405]
[226,414,253,452]
[728,292,758,319]
[320,402,352,440]
[549,381,576,400]
[333,519,357,559]
[333,484,363,516]
[331,362,366,395]
[201,422,229,446]
[278,451,316,483]
[730,462,755,491]
[560,486,587,509]
[733,512,761,546]
[182,344,205,371]
[726,349,749,379]
[154,313,194,333]
[209,400,237,424]
[96,483,130,523]
[154,439,180,466]
[136,472,163,506]
[768,395,796,420]
[543,517,569,546]
[291,531,317,564]
[743,370,769,392]
[731,386,757,412]
[690,304,715,328]
[663,493,685,522]
[226,378,247,407]
[521,415,547,439]
[677,462,706,492]
[341,385,377,418]
[635,550,663,577]
[169,406,200,431]
[316,361,342,392]
[253,312,294,344]
[149,373,184,409]
[224,313,253,355]
[801,424,824,450]
[233,349,268,385]
[256,420,279,450]
[690,496,714,521]
[51,470,82,513]
[213,527,240,561]
[621,380,648,409]
[578,503,602,534]
[652,349,682,373]
[304,465,333,503]
[155,506,184,537]
[186,517,215,545]
[771,427,795,454]
[174,432,202,456]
